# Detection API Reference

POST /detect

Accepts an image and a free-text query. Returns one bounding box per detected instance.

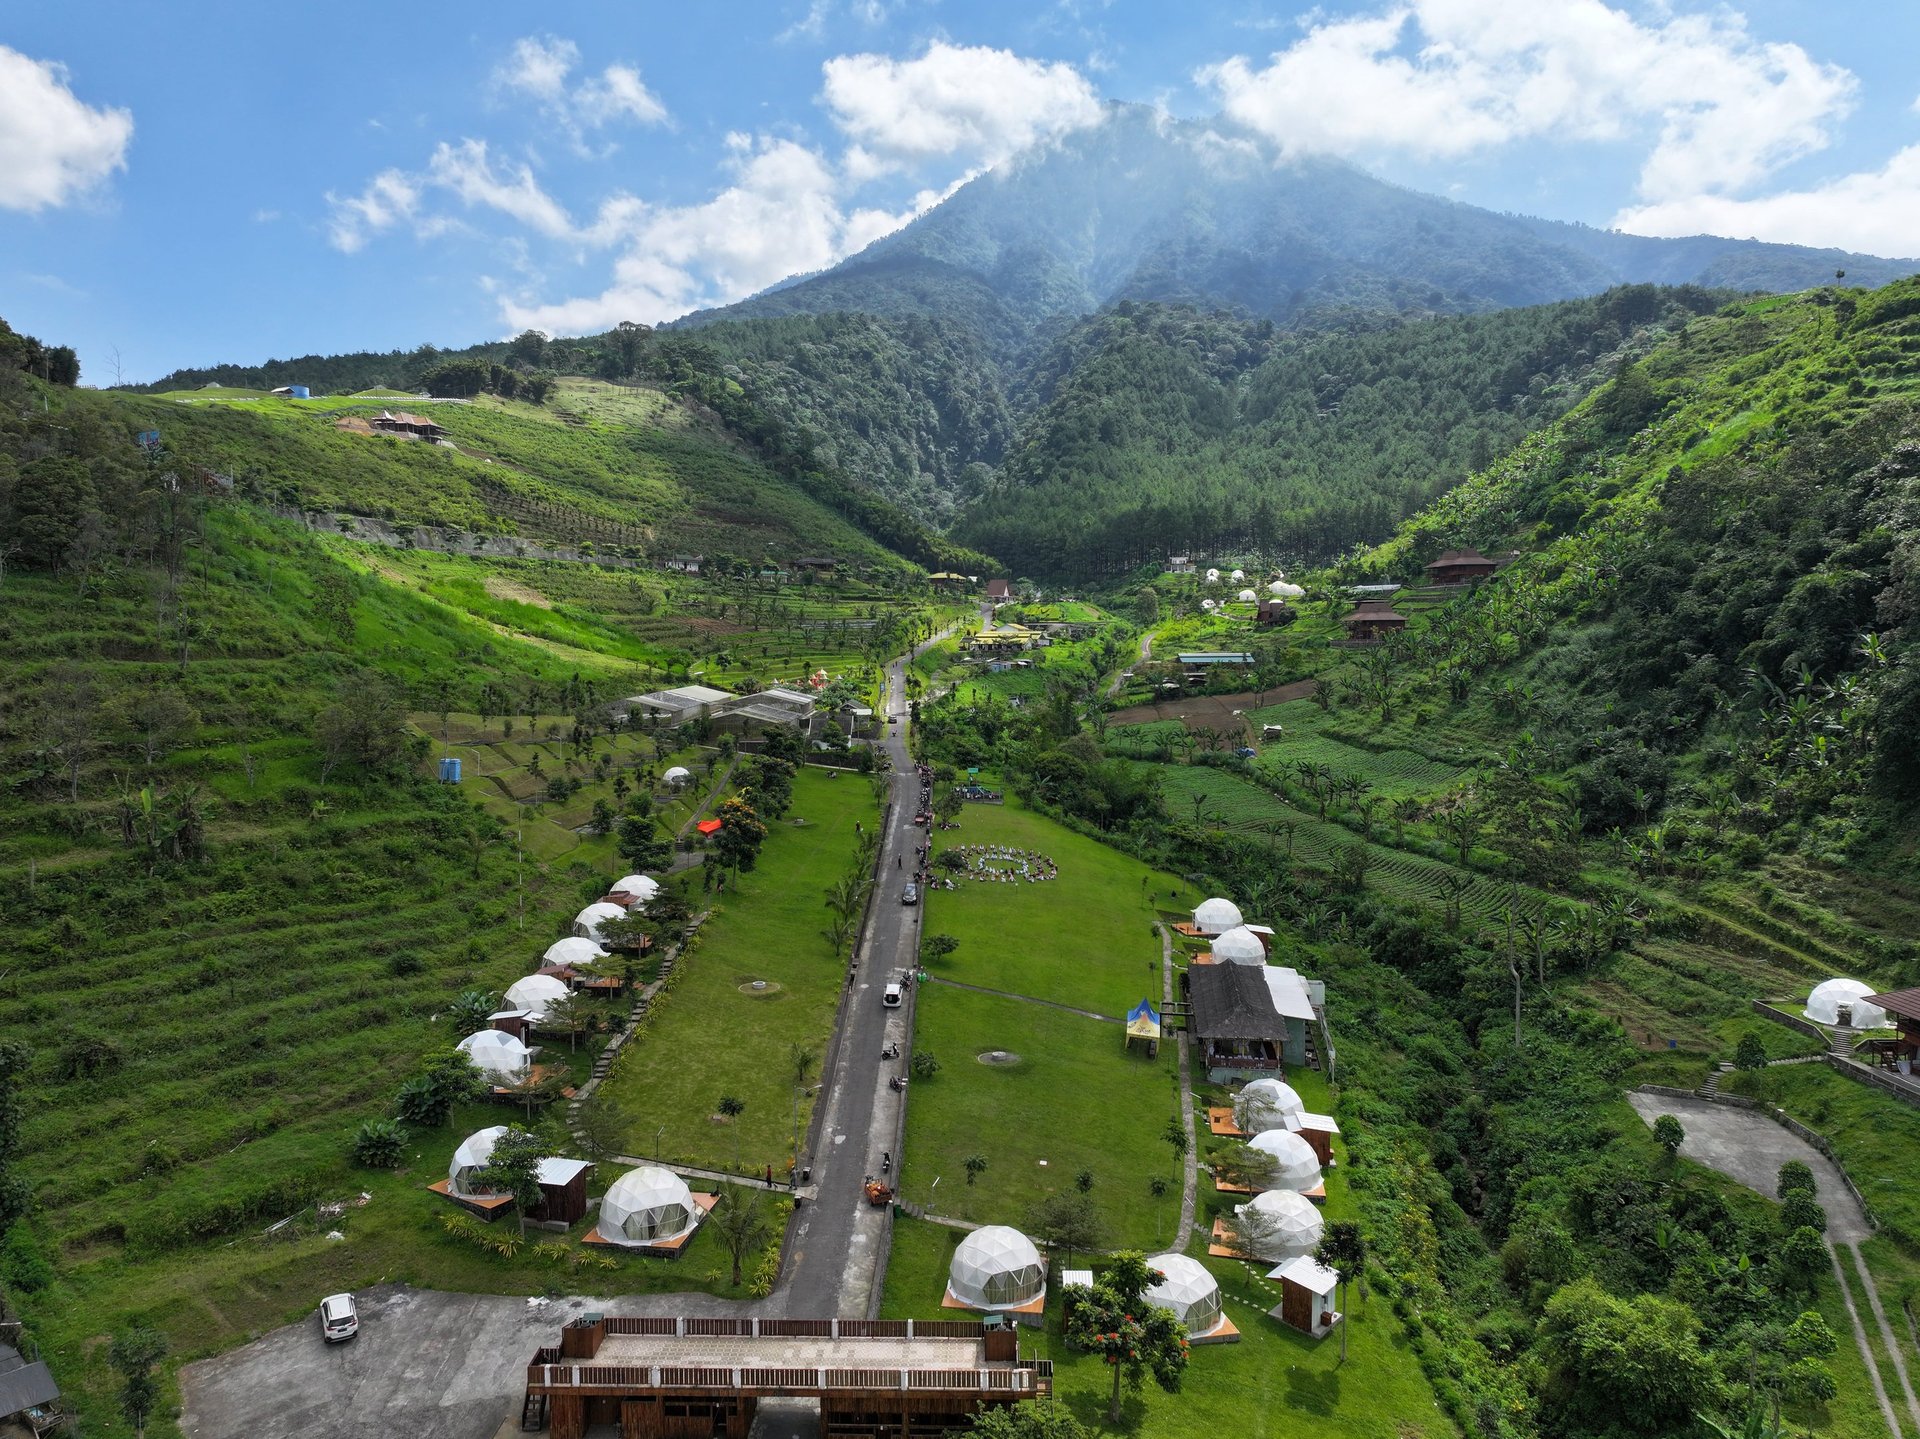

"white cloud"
[427,139,575,238]
[822,41,1103,171]
[0,45,132,213]
[325,169,421,252]
[1197,0,1855,204]
[501,135,932,334]
[494,34,668,138]
[1614,145,1920,258]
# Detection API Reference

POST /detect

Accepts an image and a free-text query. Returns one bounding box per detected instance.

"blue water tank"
[439,757,462,783]
[289,384,310,399]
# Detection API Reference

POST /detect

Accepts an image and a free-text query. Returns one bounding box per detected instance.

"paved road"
[180,621,962,1437]
[778,621,958,1316]
[1625,1091,1868,1239]
[179,1285,758,1439]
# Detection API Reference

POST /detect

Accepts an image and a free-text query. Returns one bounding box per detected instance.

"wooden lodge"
[1423,547,1499,585]
[1340,600,1407,643]
[984,578,1012,601]
[369,409,447,441]
[1863,988,1920,1069]
[1185,964,1288,1080]
[520,1315,1051,1439]
[1255,599,1296,627]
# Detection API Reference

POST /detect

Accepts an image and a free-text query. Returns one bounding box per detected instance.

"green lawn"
[1725,1063,1920,1247]
[596,766,877,1175]
[880,1217,1452,1439]
[923,799,1200,1017]
[900,985,1185,1248]
[25,1101,784,1434]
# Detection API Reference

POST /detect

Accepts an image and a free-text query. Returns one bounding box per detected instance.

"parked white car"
[320,1293,359,1342]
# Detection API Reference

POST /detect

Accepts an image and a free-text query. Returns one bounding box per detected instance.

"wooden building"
[1268,1256,1342,1338]
[369,410,446,440]
[1340,600,1407,643]
[1185,963,1288,1081]
[1255,599,1296,627]
[520,1315,1051,1439]
[984,578,1012,601]
[1863,988,1920,1068]
[1423,547,1500,585]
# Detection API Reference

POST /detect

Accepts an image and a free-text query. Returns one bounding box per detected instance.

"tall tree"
[108,1327,168,1439]
[474,1124,548,1237]
[1314,1221,1367,1363]
[710,1187,771,1286]
[1064,1253,1189,1422]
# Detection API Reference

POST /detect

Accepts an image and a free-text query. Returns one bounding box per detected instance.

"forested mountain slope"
[685,105,1915,350]
[953,286,1728,576]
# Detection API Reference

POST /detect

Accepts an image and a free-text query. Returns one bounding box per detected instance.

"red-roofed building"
[696,818,723,836]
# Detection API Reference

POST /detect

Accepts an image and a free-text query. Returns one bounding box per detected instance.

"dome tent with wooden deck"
[429,1125,593,1224]
[519,1315,1051,1439]
[584,1165,716,1255]
[943,1226,1047,1322]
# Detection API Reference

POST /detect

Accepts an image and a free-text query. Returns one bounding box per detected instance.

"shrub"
[1777,1160,1817,1199]
[351,1117,410,1168]
[0,1226,54,1293]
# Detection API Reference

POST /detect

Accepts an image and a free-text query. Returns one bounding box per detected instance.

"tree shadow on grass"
[1285,1363,1341,1416]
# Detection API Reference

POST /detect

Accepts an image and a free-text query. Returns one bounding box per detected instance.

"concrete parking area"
[180,1285,759,1439]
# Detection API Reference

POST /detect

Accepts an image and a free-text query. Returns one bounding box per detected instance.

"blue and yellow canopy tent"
[1126,998,1162,1055]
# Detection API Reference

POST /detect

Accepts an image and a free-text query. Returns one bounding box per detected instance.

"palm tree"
[1315,1221,1367,1363]
[788,1043,818,1175]
[710,1188,772,1286]
[717,1094,745,1171]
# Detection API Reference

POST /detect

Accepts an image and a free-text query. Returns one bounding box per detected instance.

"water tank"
[439,757,462,783]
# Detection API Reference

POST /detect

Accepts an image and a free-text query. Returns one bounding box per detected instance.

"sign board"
[136,429,161,451]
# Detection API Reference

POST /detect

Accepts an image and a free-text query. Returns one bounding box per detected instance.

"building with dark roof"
[1340,600,1407,643]
[1186,963,1291,1082]
[1424,548,1500,585]
[0,1342,61,1433]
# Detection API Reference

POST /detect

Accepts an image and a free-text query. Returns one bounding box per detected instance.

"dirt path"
[1157,921,1200,1250]
[1106,630,1155,699]
[1108,678,1319,729]
[1627,1091,1902,1437]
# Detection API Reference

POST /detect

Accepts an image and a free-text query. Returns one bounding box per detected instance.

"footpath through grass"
[597,766,878,1176]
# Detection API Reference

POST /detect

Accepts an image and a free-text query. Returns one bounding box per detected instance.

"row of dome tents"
[942,1225,1302,1345]
[435,1127,715,1251]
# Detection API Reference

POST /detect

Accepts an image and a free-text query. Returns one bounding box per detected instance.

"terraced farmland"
[1242,700,1467,798]
[1153,763,1561,924]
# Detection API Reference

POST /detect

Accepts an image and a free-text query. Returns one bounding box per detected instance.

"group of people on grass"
[955,844,1058,884]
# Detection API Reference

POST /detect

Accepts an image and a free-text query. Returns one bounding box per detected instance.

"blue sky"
[5,1,1919,383]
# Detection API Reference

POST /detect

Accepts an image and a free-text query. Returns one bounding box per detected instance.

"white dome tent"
[946,1226,1046,1310]
[1806,978,1888,1028]
[662,766,692,789]
[574,902,627,940]
[457,1029,534,1080]
[1269,580,1304,598]
[1237,589,1258,603]
[504,974,569,1022]
[1229,569,1245,582]
[542,937,607,970]
[1143,1253,1226,1336]
[600,1166,699,1246]
[1200,598,1216,611]
[1235,1188,1324,1262]
[448,1125,512,1196]
[1204,569,1221,584]
[1210,925,1267,965]
[1234,1077,1306,1135]
[1250,1129,1323,1193]
[1192,897,1244,936]
[610,875,661,907]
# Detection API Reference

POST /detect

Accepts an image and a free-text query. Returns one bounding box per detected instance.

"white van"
[882,982,903,1008]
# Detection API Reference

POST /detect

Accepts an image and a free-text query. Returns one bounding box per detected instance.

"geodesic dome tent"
[1236,1188,1323,1262]
[610,875,661,907]
[947,1226,1046,1310]
[1229,569,1245,582]
[1204,569,1221,583]
[1251,1129,1323,1193]
[1234,1077,1306,1135]
[542,936,607,969]
[457,1028,534,1079]
[1200,598,1216,611]
[1144,1252,1225,1336]
[600,1166,698,1246]
[1806,978,1888,1028]
[1269,581,1305,597]
[1237,589,1258,603]
[504,974,569,1022]
[448,1125,512,1196]
[574,902,627,940]
[1211,925,1267,965]
[662,766,692,788]
[1192,897,1244,936]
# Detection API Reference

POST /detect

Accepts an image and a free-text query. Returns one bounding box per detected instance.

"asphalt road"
[778,621,954,1315]
[179,619,965,1437]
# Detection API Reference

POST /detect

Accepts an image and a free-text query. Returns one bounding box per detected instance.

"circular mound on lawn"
[976,1049,1024,1067]
[737,979,785,997]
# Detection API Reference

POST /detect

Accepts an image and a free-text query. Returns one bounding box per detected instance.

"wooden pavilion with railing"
[520,1315,1051,1439]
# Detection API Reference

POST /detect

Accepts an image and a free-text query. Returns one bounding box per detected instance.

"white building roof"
[947,1226,1045,1310]
[601,1166,697,1245]
[1237,1188,1323,1262]
[1235,1077,1306,1134]
[1193,897,1243,934]
[1272,1254,1341,1293]
[1211,926,1266,965]
[543,936,607,969]
[611,875,661,903]
[1806,977,1888,1028]
[662,766,692,784]
[536,1157,592,1186]
[1263,965,1318,1021]
[574,902,628,939]
[504,974,569,1020]
[457,1029,534,1076]
[1250,1129,1324,1192]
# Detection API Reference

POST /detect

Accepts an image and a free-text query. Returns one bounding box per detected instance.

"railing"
[525,1360,1050,1395]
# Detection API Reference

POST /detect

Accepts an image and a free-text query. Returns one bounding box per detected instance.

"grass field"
[27,1101,784,1434]
[922,799,1199,1017]
[595,767,879,1175]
